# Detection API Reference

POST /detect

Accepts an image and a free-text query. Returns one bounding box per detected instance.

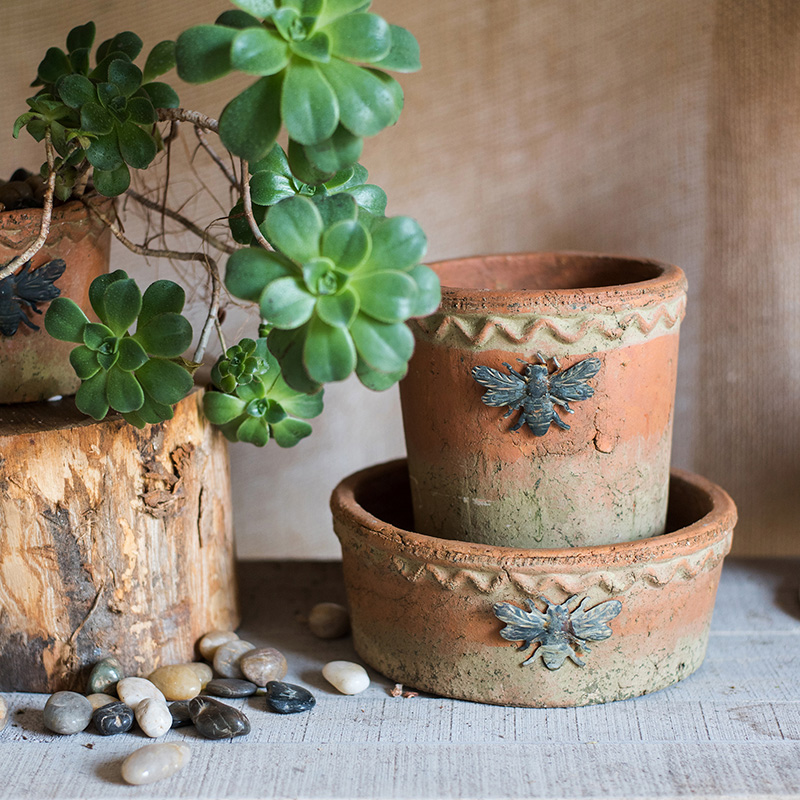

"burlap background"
[2,0,797,558]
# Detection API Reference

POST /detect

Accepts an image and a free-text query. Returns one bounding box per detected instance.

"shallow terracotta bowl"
[331,459,736,707]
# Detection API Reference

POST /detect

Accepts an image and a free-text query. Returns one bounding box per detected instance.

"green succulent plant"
[229,143,386,245]
[204,337,323,446]
[176,0,420,171]
[225,194,440,393]
[44,271,195,426]
[13,22,179,198]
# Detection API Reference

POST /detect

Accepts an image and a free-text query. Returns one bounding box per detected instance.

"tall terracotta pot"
[400,253,687,548]
[0,198,111,404]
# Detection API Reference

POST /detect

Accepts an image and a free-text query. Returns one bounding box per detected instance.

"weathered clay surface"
[331,459,737,707]
[0,199,112,403]
[400,252,687,548]
[0,390,239,692]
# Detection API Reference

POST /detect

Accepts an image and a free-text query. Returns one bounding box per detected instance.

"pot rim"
[331,459,737,569]
[431,251,687,316]
[0,193,113,228]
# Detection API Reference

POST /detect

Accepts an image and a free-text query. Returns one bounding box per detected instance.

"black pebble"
[189,696,250,740]
[169,700,193,728]
[265,681,316,714]
[204,678,258,698]
[92,701,134,736]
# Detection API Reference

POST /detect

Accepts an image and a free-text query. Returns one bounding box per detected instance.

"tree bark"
[0,389,239,692]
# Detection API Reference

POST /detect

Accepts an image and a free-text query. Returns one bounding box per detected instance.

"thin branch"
[241,159,273,251]
[157,107,219,133]
[195,126,238,188]
[0,131,57,280]
[126,189,237,255]
[83,199,221,363]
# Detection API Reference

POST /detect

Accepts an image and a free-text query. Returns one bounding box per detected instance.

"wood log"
[0,389,239,692]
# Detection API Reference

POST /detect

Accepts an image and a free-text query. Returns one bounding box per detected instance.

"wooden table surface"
[1,558,798,800]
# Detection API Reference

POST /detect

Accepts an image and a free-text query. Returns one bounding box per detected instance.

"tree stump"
[0,389,239,692]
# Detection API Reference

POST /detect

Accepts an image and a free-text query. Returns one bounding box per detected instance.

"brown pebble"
[308,602,350,639]
[240,648,288,687]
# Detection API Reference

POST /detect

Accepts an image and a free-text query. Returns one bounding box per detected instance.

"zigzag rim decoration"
[386,542,729,596]
[413,296,686,347]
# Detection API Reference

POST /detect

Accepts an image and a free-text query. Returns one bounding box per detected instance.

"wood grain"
[0,390,239,692]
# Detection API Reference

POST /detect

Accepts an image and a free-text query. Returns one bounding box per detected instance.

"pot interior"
[434,253,664,292]
[354,461,713,541]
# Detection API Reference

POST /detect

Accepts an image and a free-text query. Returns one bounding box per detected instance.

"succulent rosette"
[225,194,440,392]
[176,0,420,171]
[14,22,179,198]
[203,337,323,446]
[229,144,387,245]
[44,271,194,426]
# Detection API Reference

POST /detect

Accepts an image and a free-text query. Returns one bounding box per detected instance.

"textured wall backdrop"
[1,0,798,558]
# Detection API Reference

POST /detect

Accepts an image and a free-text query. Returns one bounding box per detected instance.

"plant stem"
[195,126,238,189]
[240,159,272,251]
[83,199,220,363]
[0,131,57,281]
[126,189,237,255]
[157,107,219,133]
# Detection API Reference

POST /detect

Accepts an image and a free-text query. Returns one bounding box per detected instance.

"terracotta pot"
[0,198,112,404]
[400,252,687,548]
[331,459,736,708]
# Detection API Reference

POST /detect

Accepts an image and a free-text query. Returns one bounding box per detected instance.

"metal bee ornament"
[0,259,66,337]
[472,353,601,437]
[493,594,622,670]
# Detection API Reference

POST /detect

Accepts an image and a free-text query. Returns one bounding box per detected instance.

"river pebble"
[168,700,193,728]
[265,681,316,714]
[240,647,287,687]
[322,661,370,695]
[212,640,255,679]
[148,665,202,701]
[198,630,239,661]
[185,662,213,688]
[309,602,350,639]
[135,697,172,738]
[189,696,251,739]
[93,701,134,736]
[117,677,166,710]
[121,742,191,786]
[86,657,124,695]
[43,691,93,734]
[0,697,7,732]
[204,678,257,698]
[87,693,118,711]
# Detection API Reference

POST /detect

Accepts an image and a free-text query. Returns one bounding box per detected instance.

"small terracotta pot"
[400,252,687,548]
[331,459,736,707]
[0,198,112,404]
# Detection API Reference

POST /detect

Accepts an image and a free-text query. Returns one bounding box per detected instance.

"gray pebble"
[204,678,258,698]
[43,691,93,735]
[169,700,193,728]
[86,657,124,695]
[188,696,250,739]
[212,640,255,679]
[93,701,134,736]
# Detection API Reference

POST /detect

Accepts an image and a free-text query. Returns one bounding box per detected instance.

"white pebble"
[0,697,8,732]
[198,630,239,661]
[87,693,118,711]
[117,677,166,710]
[135,697,172,738]
[322,661,370,695]
[309,602,350,639]
[213,639,255,679]
[122,742,191,785]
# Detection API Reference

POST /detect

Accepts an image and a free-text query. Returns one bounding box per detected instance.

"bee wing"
[570,598,622,641]
[472,365,527,408]
[549,357,601,403]
[13,259,66,304]
[493,600,547,644]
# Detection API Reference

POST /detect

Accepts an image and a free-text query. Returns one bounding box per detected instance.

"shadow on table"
[727,557,800,621]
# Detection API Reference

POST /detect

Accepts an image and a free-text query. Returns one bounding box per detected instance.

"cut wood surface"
[0,390,239,692]
[0,559,797,799]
